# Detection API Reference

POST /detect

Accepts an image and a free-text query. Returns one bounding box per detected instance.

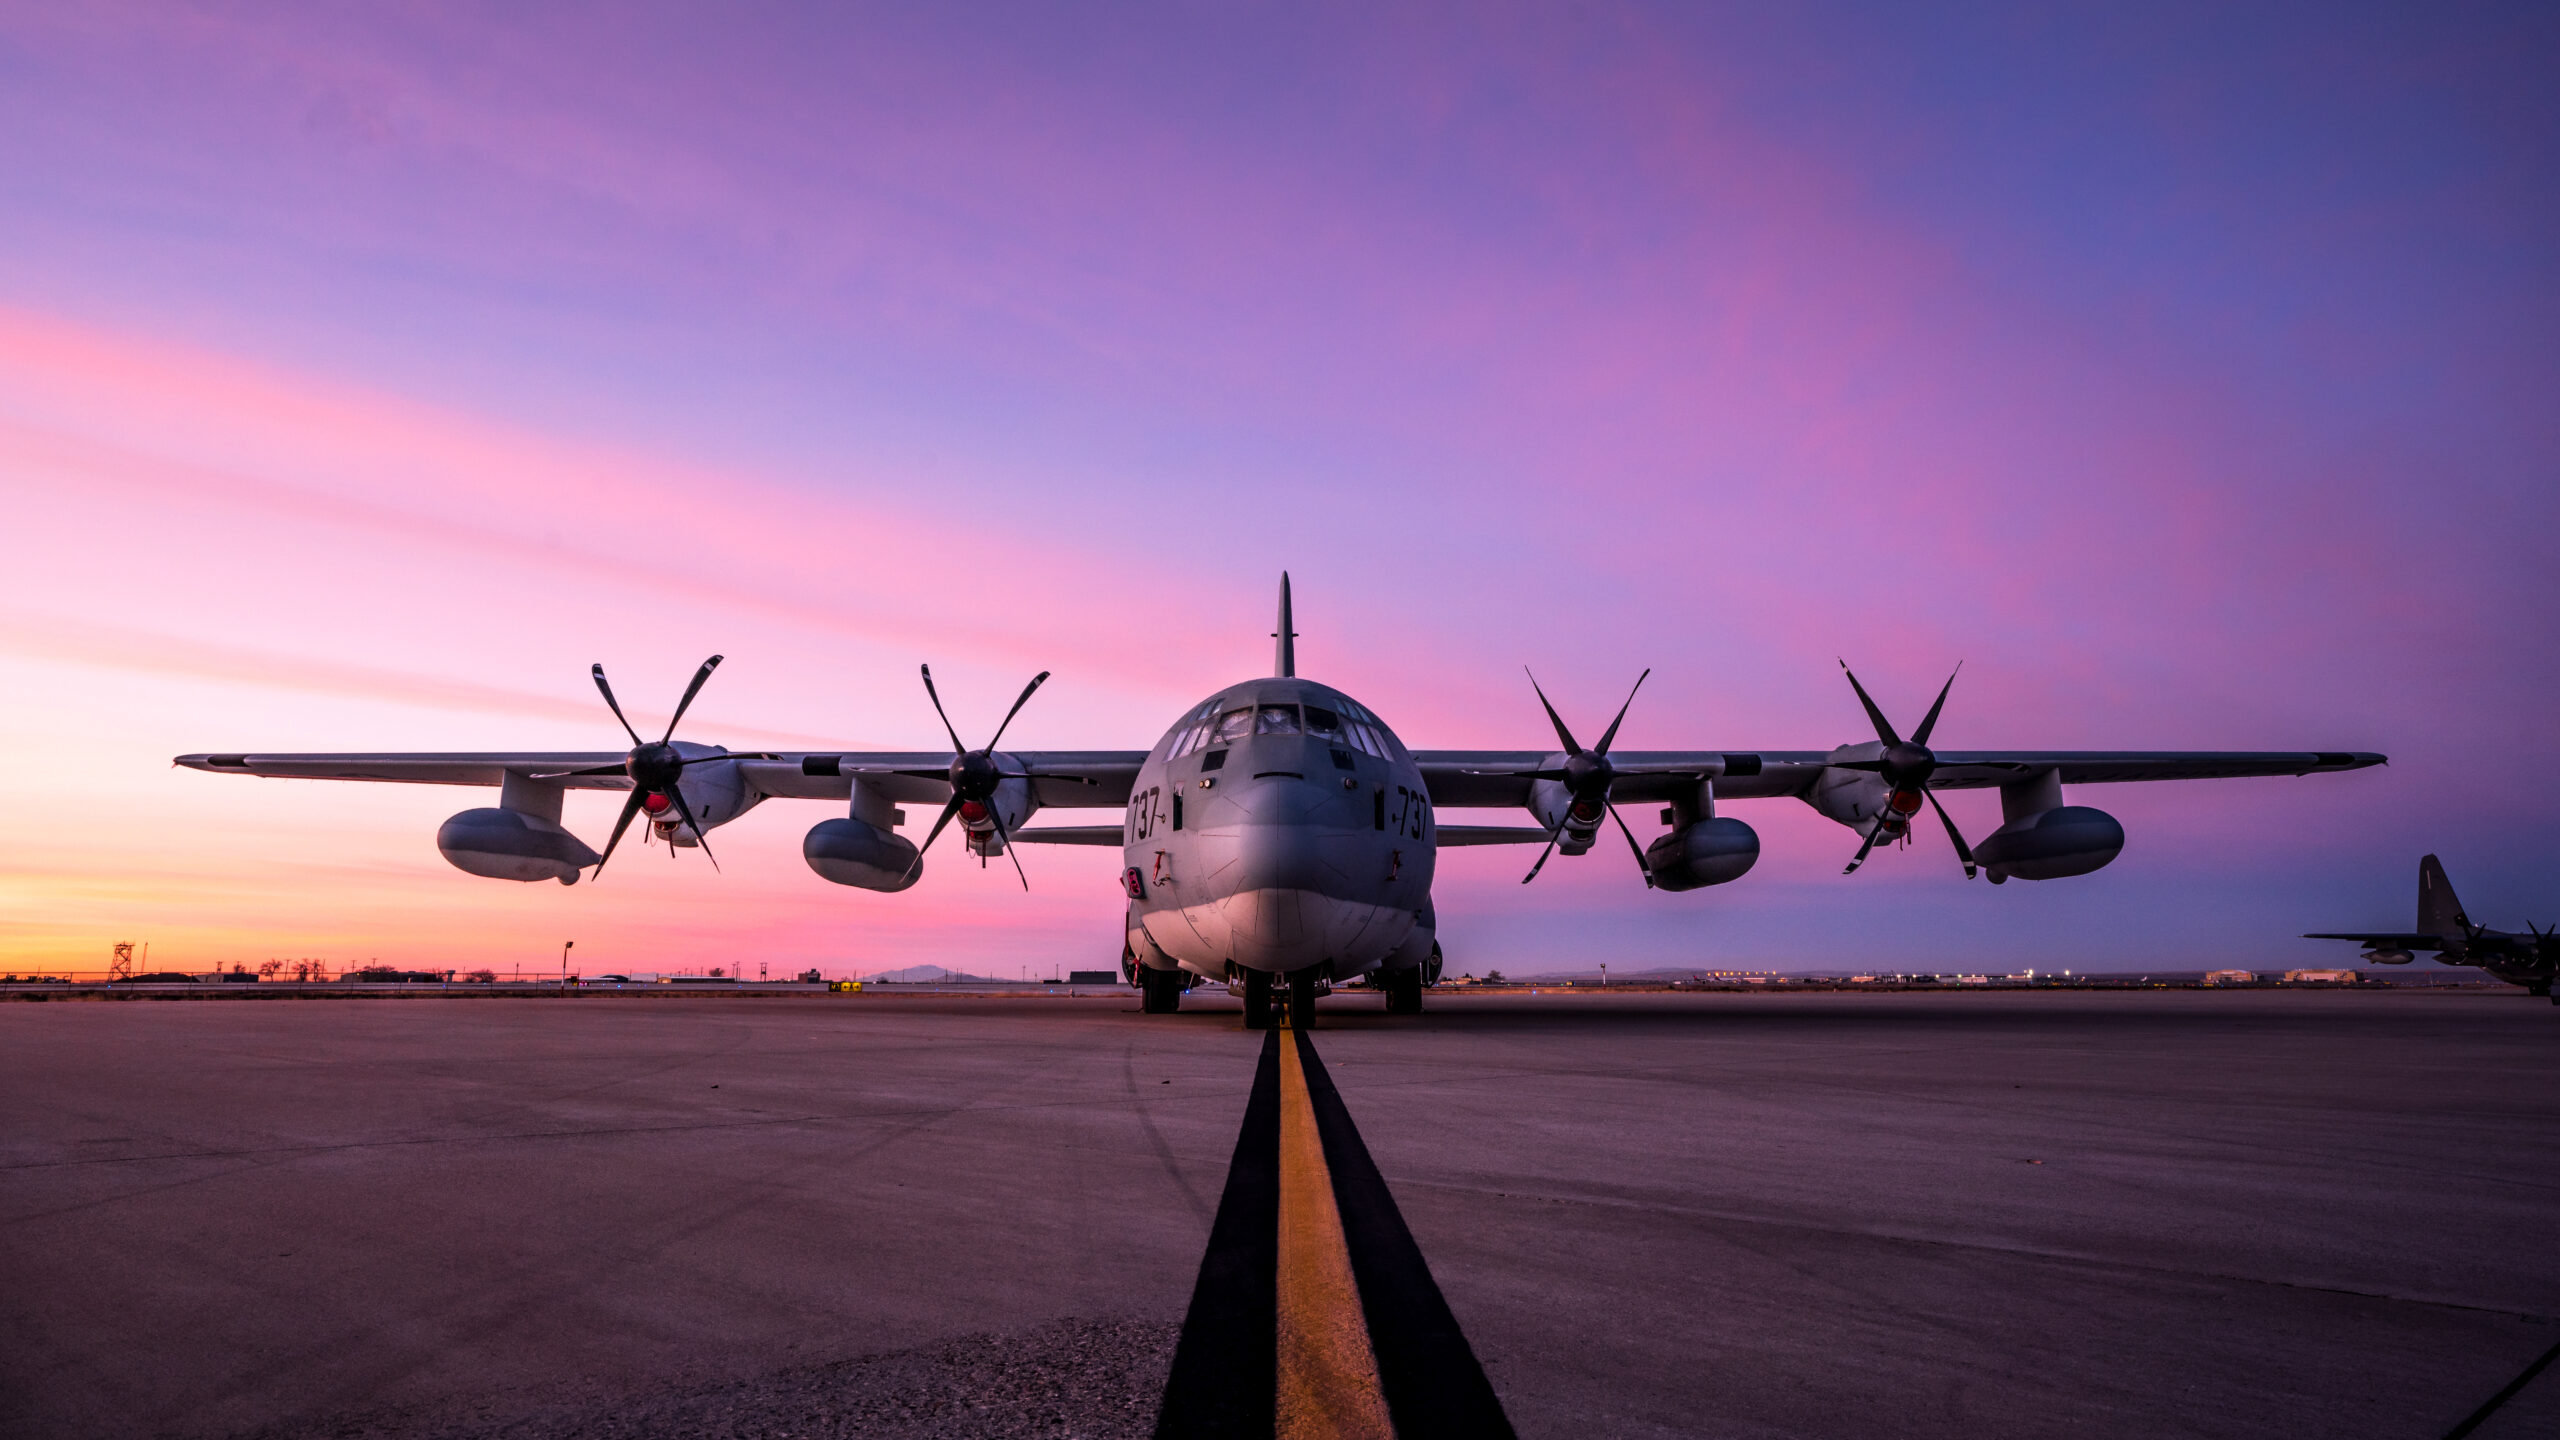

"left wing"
[1420,750,2385,807]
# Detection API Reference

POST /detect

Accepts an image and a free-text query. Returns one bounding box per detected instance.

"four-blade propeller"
[1832,661,1977,879]
[1500,667,1657,887]
[538,656,767,878]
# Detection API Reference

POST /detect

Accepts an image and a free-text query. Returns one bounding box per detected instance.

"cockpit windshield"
[1302,706,1343,738]
[1255,704,1301,736]
[1211,707,1257,744]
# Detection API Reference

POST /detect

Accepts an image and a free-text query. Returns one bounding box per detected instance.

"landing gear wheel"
[1242,970,1273,1030]
[1385,966,1424,1015]
[1141,968,1184,1014]
[1287,978,1317,1029]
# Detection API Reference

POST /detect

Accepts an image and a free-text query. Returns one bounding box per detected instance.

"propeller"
[1833,660,1976,879]
[538,656,770,878]
[887,665,1090,890]
[1489,667,1656,888]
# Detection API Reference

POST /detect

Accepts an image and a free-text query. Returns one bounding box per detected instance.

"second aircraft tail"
[2418,854,2472,956]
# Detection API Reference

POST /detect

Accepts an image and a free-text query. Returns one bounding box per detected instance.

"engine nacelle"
[1644,817,1761,891]
[2363,948,2415,965]
[437,808,599,885]
[1808,746,1890,829]
[804,817,921,892]
[1975,805,2123,882]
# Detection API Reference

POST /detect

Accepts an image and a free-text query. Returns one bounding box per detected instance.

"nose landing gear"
[1286,977,1317,1030]
[1242,969,1274,1030]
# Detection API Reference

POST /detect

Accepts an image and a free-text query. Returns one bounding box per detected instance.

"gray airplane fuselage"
[1120,676,1437,984]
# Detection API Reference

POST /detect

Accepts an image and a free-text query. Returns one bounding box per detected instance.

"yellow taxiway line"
[1275,1026,1394,1439]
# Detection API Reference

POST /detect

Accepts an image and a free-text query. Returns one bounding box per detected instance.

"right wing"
[178,751,1147,808]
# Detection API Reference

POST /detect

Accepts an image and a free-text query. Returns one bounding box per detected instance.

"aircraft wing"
[2303,932,2445,950]
[177,751,1147,807]
[1417,750,2385,807]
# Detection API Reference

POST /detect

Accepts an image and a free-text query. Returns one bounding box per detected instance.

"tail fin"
[2418,854,2472,956]
[1273,572,1297,678]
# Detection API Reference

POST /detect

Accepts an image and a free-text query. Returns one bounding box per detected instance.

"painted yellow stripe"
[1276,1029,1394,1439]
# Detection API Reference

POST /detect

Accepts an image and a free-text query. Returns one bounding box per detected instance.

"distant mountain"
[857,964,1050,984]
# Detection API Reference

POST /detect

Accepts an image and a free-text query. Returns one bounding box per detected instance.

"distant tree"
[1484,969,1506,984]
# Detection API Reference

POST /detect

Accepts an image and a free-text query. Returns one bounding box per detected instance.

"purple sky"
[3,3,2554,976]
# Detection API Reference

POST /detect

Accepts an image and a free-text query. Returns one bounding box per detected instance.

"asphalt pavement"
[2,988,2553,1438]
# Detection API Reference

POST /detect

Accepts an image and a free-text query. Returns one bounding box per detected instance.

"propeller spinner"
[1832,660,1977,879]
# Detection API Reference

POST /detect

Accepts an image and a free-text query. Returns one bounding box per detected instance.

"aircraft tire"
[1385,966,1424,1015]
[1141,968,1183,1014]
[1287,977,1317,1029]
[1242,970,1273,1030]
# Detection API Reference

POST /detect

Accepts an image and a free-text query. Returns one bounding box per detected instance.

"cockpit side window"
[1302,706,1343,739]
[1212,707,1256,744]
[1255,704,1302,736]
[1164,700,1223,759]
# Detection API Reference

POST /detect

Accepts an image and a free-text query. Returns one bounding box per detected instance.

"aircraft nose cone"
[1234,815,1332,893]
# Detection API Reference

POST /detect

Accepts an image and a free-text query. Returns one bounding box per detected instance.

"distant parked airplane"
[2308,854,2557,1000]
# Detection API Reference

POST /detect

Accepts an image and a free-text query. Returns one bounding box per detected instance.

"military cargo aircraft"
[2308,854,2558,1000]
[179,576,2382,1026]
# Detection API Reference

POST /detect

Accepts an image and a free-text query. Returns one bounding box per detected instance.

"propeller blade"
[1925,789,1977,880]
[530,763,630,780]
[1520,823,1566,884]
[677,751,775,766]
[1606,801,1655,889]
[661,655,724,742]
[1524,668,1583,756]
[592,664,644,747]
[919,664,969,753]
[902,795,965,883]
[985,671,1051,752]
[1592,669,1651,756]
[1911,662,1962,747]
[665,787,720,872]
[1462,768,1573,781]
[1838,661,1902,748]
[983,804,1030,891]
[1843,816,1888,875]
[1017,771,1100,785]
[591,788,649,878]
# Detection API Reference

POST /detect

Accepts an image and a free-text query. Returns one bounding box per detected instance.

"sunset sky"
[3,3,2554,977]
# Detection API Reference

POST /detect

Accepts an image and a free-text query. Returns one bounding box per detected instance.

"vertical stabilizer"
[2419,853,2471,956]
[1273,572,1297,678]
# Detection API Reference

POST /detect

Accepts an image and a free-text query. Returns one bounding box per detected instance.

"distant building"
[1066,970,1116,985]
[2202,970,2256,986]
[2283,969,2362,985]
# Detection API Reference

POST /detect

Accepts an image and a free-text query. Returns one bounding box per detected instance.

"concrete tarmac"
[2,989,2554,1438]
